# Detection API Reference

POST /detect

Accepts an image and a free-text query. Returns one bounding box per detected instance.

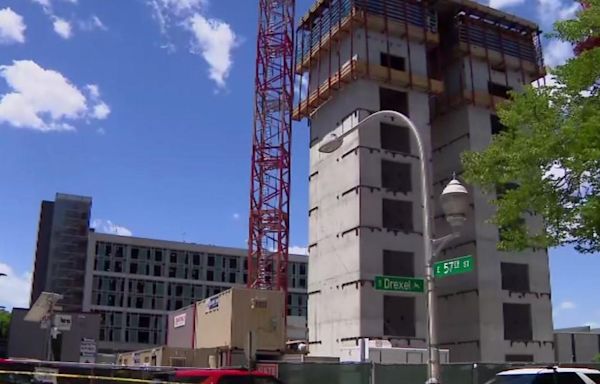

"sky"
[0,0,597,328]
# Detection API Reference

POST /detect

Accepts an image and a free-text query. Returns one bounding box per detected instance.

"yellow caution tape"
[0,370,181,384]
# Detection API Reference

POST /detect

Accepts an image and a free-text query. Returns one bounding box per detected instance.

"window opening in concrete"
[130,263,138,274]
[503,303,533,340]
[207,270,214,281]
[384,296,416,337]
[230,258,237,269]
[155,250,162,262]
[193,253,200,265]
[154,265,161,276]
[384,250,414,277]
[208,255,215,267]
[380,53,406,71]
[382,160,412,193]
[131,248,139,259]
[379,87,409,115]
[501,262,530,292]
[300,264,306,275]
[491,114,508,135]
[170,252,177,263]
[229,273,236,283]
[488,81,512,98]
[383,199,413,232]
[381,123,410,153]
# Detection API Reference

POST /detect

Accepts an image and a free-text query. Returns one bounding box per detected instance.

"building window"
[116,246,123,258]
[154,265,162,277]
[114,261,122,273]
[383,250,414,277]
[490,114,508,135]
[382,199,413,232]
[130,263,138,274]
[170,252,177,263]
[229,273,236,283]
[169,267,176,278]
[207,255,215,267]
[380,53,406,71]
[155,250,162,262]
[379,87,408,115]
[381,123,410,154]
[193,253,200,265]
[136,297,143,309]
[501,263,530,292]
[503,303,533,341]
[488,81,512,99]
[300,264,306,275]
[207,270,214,281]
[299,278,306,288]
[103,260,110,272]
[229,258,237,269]
[381,160,412,193]
[131,248,139,259]
[192,269,199,279]
[505,354,534,362]
[138,331,150,344]
[383,296,415,337]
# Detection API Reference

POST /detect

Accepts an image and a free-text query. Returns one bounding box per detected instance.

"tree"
[461,0,600,253]
[0,310,10,339]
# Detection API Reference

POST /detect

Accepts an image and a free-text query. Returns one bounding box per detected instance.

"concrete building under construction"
[296,0,554,362]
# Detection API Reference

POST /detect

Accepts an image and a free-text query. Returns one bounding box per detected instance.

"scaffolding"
[292,0,546,121]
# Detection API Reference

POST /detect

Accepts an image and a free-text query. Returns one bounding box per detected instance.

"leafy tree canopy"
[462,0,600,253]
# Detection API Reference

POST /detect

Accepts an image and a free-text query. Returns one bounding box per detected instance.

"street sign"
[374,275,425,293]
[434,255,474,278]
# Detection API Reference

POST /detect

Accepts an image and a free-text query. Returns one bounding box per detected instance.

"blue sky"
[0,0,597,328]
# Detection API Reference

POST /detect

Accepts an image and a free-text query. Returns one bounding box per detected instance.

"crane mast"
[248,0,295,297]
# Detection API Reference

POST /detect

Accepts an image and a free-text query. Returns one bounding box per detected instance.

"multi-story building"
[30,194,308,353]
[30,193,92,311]
[297,0,554,362]
[83,232,308,352]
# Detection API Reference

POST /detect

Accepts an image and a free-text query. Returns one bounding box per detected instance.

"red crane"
[574,1,599,55]
[248,0,295,296]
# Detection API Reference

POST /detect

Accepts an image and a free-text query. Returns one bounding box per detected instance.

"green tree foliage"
[595,353,600,363]
[0,310,10,339]
[462,0,600,253]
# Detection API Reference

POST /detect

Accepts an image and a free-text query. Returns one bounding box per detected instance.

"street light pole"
[318,110,469,384]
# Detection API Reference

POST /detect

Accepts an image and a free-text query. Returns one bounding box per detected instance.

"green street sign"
[434,255,475,278]
[374,275,425,293]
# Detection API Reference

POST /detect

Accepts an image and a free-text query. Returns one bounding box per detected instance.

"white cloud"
[148,0,239,88]
[79,15,106,31]
[289,246,308,256]
[92,102,110,119]
[0,60,111,132]
[0,262,32,309]
[86,84,100,99]
[53,17,72,39]
[0,8,26,44]
[96,127,106,135]
[559,301,576,310]
[233,213,241,220]
[544,39,573,68]
[188,14,237,88]
[489,0,525,9]
[537,0,581,29]
[92,219,133,237]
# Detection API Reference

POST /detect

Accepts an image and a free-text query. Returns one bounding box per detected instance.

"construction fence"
[1,360,600,383]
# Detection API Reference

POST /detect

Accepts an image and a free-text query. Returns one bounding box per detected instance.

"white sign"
[34,367,58,384]
[79,338,96,364]
[174,313,186,328]
[54,314,72,331]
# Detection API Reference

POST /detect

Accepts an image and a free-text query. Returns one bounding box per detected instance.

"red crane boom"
[248,0,295,295]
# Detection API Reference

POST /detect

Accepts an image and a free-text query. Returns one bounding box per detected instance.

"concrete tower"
[295,0,554,362]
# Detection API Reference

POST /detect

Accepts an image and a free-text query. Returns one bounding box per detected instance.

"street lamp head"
[440,177,469,229]
[318,133,344,153]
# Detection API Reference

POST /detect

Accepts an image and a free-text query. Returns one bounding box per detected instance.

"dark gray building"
[7,308,100,362]
[555,326,600,363]
[31,193,92,312]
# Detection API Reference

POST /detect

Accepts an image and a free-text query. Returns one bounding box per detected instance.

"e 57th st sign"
[433,255,474,278]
